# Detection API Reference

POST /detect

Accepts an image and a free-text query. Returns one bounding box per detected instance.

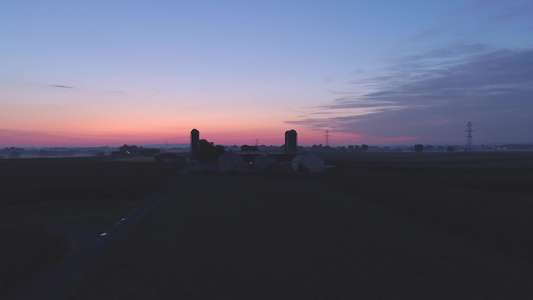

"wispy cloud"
[457,0,533,22]
[49,84,73,89]
[493,2,533,22]
[397,44,491,63]
[287,48,533,143]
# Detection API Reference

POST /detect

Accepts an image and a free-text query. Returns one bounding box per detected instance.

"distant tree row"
[413,144,455,153]
[310,144,369,152]
[1,147,24,154]
[113,144,161,157]
[240,145,259,152]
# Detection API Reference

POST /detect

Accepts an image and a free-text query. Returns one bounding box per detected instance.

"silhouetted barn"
[269,153,297,163]
[291,152,325,173]
[240,153,261,164]
[218,151,250,173]
[253,155,277,172]
[155,153,186,164]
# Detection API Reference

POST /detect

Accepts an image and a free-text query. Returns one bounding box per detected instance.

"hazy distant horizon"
[4,141,533,150]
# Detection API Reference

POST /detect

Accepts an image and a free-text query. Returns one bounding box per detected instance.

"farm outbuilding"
[218,151,250,173]
[253,155,277,172]
[291,152,325,173]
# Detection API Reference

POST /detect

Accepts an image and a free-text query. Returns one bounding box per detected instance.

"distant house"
[253,155,278,172]
[291,152,325,173]
[155,153,186,164]
[218,151,250,173]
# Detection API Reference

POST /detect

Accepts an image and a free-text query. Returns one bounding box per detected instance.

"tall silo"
[285,129,297,153]
[191,129,199,158]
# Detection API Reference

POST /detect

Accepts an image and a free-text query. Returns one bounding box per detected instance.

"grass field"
[58,163,533,298]
[0,157,182,298]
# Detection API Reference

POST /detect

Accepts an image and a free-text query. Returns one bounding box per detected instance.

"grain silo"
[191,129,199,159]
[284,129,297,153]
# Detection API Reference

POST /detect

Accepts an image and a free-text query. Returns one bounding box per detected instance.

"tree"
[414,144,424,153]
[197,139,225,163]
[361,144,369,152]
[119,144,141,156]
[446,146,455,153]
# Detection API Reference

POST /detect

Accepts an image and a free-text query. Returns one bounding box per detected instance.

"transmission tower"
[466,121,473,151]
[325,130,330,146]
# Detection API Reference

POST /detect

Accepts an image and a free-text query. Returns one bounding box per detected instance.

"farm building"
[218,151,250,173]
[155,153,186,164]
[253,155,278,172]
[291,152,325,173]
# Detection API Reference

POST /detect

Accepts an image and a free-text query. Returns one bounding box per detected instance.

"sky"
[1,0,533,147]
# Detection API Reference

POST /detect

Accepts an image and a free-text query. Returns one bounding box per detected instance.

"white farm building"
[291,152,325,173]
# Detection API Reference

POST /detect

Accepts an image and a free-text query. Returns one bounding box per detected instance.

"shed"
[291,152,325,173]
[218,151,250,173]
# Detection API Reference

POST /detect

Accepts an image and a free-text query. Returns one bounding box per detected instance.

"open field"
[59,162,533,298]
[319,151,533,264]
[0,158,182,298]
[317,151,533,166]
[4,152,533,298]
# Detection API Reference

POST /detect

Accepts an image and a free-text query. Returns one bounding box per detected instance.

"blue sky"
[1,0,533,146]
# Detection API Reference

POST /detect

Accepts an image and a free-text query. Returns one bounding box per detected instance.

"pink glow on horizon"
[1,120,425,147]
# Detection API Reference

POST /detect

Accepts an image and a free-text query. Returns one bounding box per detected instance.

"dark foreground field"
[4,152,533,298]
[58,155,533,298]
[0,158,181,298]
[321,152,533,264]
